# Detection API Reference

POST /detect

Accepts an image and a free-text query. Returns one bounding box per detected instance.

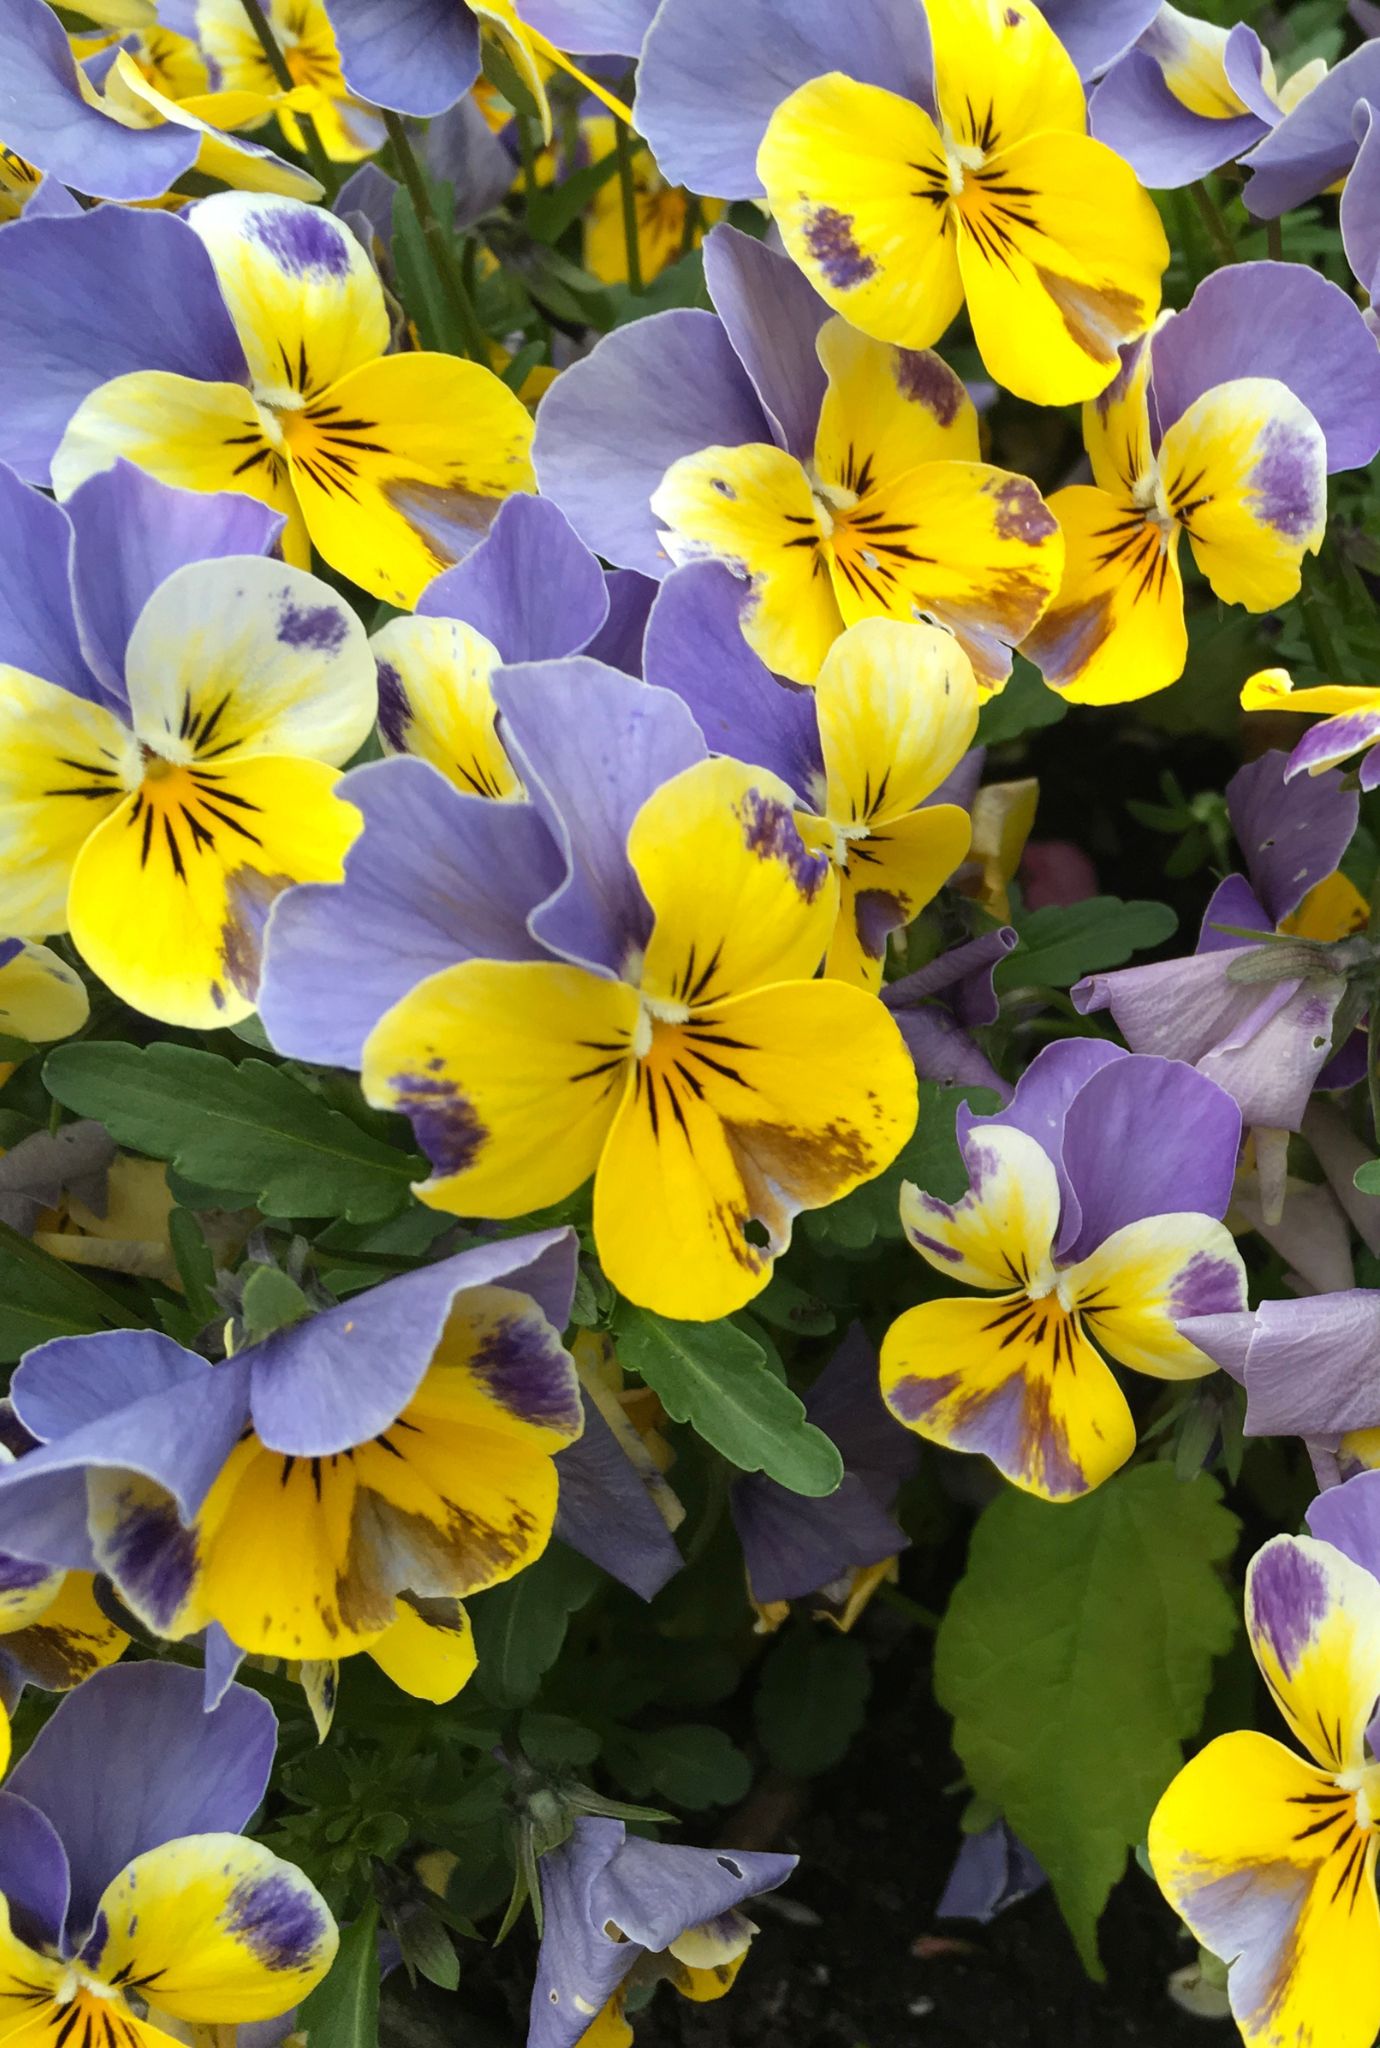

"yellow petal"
[1083,334,1156,499]
[880,1291,1135,1500]
[284,352,536,608]
[50,372,307,566]
[898,1120,1061,1290]
[0,941,88,1046]
[68,756,360,1027]
[649,441,845,685]
[1150,1730,1380,2048]
[631,757,840,1004]
[361,960,637,1218]
[1245,1534,1380,1778]
[368,1595,477,1703]
[1281,872,1369,944]
[757,74,963,351]
[828,805,972,990]
[595,978,917,1318]
[926,0,1087,144]
[815,617,980,825]
[0,1569,127,1691]
[0,667,137,938]
[1241,669,1380,719]
[956,131,1168,406]
[814,315,980,492]
[1021,484,1187,705]
[1065,1213,1246,1380]
[1158,377,1327,611]
[370,614,522,798]
[106,55,321,199]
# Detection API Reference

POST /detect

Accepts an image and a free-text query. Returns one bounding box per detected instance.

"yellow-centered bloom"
[757,0,1170,406]
[192,0,386,162]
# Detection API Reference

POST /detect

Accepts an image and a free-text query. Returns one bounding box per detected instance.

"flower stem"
[382,110,491,365]
[235,0,336,197]
[1190,179,1237,264]
[614,117,643,293]
[1266,215,1284,262]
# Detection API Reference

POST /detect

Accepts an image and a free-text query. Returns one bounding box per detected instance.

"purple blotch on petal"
[223,1868,326,1972]
[101,1495,197,1633]
[1251,1541,1329,1678]
[985,476,1058,545]
[855,888,908,960]
[277,600,349,653]
[391,1072,489,1176]
[375,660,411,749]
[804,208,878,290]
[738,791,829,900]
[0,1552,54,1596]
[1250,418,1324,540]
[250,207,352,277]
[1170,1252,1246,1321]
[893,349,963,425]
[469,1314,580,1434]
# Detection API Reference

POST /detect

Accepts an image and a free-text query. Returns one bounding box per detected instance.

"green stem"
[1266,215,1284,263]
[678,191,703,261]
[382,110,491,365]
[875,1582,941,1633]
[517,111,540,210]
[1368,1001,1380,1153]
[235,0,336,197]
[1190,179,1237,265]
[614,119,644,293]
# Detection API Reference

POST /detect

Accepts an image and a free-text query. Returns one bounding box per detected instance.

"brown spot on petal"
[1033,267,1146,367]
[984,474,1058,546]
[221,867,295,1001]
[893,349,965,425]
[1023,590,1116,690]
[805,207,879,290]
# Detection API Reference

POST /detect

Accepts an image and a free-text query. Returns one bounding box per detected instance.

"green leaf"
[240,1264,313,1343]
[610,1302,842,1497]
[300,1900,379,2048]
[470,1544,603,1708]
[1355,1160,1380,1196]
[167,1207,219,1327]
[0,1217,148,1363]
[517,1710,602,1770]
[993,897,1177,994]
[976,656,1068,746]
[934,1465,1239,1974]
[754,1627,872,1778]
[606,1724,752,1809]
[44,1044,422,1223]
[803,1083,1002,1249]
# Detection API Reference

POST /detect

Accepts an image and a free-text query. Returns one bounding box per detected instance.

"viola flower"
[0,1662,337,2044]
[0,1540,127,1772]
[1242,670,1380,791]
[1184,1292,1380,1478]
[1090,6,1328,189]
[1023,263,1380,704]
[12,194,534,608]
[363,723,918,1321]
[1149,1534,1380,2048]
[581,115,722,286]
[190,0,386,161]
[537,224,1063,692]
[636,0,1160,204]
[642,566,980,988]
[1239,36,1380,221]
[529,1817,796,2048]
[1075,750,1362,1163]
[0,939,88,1066]
[0,491,375,1029]
[755,0,1169,407]
[880,1040,1246,1501]
[0,0,320,203]
[881,927,1017,1098]
[0,1233,582,1700]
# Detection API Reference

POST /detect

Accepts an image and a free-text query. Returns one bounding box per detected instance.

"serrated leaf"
[993,897,1177,993]
[470,1544,603,1708]
[934,1465,1239,1974]
[300,1900,378,2048]
[804,1083,1001,1250]
[610,1302,842,1497]
[44,1044,421,1223]
[754,1627,872,1778]
[607,1723,751,1809]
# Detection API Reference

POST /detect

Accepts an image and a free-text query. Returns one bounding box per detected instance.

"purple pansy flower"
[0,1232,587,1702]
[634,0,1160,200]
[730,1324,917,1614]
[1186,1291,1380,1487]
[528,1816,796,2048]
[1238,36,1380,219]
[882,929,1018,1098]
[0,1663,336,2036]
[1075,751,1362,1164]
[880,1040,1247,1500]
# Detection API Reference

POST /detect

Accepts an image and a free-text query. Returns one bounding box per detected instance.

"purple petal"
[1304,1101,1380,1254]
[886,928,1018,1030]
[702,226,829,463]
[1090,49,1267,188]
[1236,1174,1356,1296]
[492,658,706,978]
[635,0,933,198]
[8,1664,275,1938]
[731,1469,905,1604]
[1176,1309,1255,1385]
[0,462,97,702]
[533,310,772,576]
[417,495,608,663]
[1055,1055,1242,1263]
[583,570,657,678]
[596,1831,796,1951]
[1149,262,1380,472]
[328,0,479,116]
[0,207,245,486]
[961,1038,1126,1241]
[258,756,564,1069]
[0,1794,70,1952]
[529,1820,645,2048]
[1232,1292,1380,1439]
[1226,750,1358,926]
[804,1324,918,1491]
[1343,102,1380,300]
[334,163,398,248]
[21,174,81,219]
[1285,709,1380,781]
[1242,42,1380,217]
[203,1622,246,1710]
[13,1329,212,1445]
[0,0,198,202]
[247,1230,577,1456]
[519,0,654,52]
[1197,874,1273,955]
[552,1393,683,1601]
[1224,24,1287,125]
[1307,1466,1380,1582]
[67,462,285,713]
[886,1004,1011,1095]
[422,96,519,229]
[937,1820,1046,1924]
[1042,0,1160,76]
[642,562,824,803]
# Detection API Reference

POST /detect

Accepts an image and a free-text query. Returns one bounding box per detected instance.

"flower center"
[1337,1761,1380,1832]
[942,130,987,195]
[631,992,691,1060]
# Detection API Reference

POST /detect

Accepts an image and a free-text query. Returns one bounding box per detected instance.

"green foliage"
[470,1545,604,1708]
[610,1301,843,1495]
[604,1723,752,1808]
[976,656,1068,747]
[993,897,1179,993]
[0,1219,147,1362]
[754,1627,872,1778]
[43,1043,422,1222]
[300,1901,380,2048]
[935,1466,1239,1973]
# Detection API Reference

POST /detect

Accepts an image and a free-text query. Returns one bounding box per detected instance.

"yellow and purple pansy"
[189,0,387,162]
[880,1039,1247,1500]
[1242,669,1380,792]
